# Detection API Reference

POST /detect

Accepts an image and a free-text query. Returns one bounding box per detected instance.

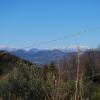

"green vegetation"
[0,50,100,100]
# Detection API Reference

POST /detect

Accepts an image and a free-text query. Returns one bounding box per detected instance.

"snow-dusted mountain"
[0,45,17,52]
[0,45,90,65]
[63,45,90,52]
[0,45,90,52]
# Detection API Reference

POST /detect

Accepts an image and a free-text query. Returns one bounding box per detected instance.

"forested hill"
[0,49,100,100]
[0,51,34,77]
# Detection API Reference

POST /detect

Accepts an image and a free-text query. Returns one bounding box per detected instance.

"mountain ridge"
[0,45,90,65]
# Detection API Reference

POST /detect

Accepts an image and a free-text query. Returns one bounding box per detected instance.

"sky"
[0,0,100,49]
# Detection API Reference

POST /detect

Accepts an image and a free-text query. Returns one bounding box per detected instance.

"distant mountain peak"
[0,45,92,65]
[66,45,90,49]
[63,45,90,52]
[0,45,18,52]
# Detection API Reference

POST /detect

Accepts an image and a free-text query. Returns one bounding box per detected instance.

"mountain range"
[0,45,90,65]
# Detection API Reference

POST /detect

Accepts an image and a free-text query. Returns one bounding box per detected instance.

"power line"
[23,27,99,49]
[85,73,100,80]
[77,72,100,83]
[0,27,100,56]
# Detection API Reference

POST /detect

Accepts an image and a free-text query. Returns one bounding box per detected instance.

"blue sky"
[0,0,100,49]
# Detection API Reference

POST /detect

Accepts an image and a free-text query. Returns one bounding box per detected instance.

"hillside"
[0,49,100,100]
[0,51,33,77]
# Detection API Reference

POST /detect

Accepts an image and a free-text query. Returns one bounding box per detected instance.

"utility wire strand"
[77,72,100,83]
[0,27,100,56]
[23,27,99,49]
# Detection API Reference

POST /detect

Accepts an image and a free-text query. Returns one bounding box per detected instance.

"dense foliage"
[0,49,100,100]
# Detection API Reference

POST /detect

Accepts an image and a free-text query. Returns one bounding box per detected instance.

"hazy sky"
[0,0,100,49]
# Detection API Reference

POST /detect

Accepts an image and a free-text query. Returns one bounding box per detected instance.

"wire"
[24,27,98,49]
[84,73,100,80]
[0,27,100,56]
[73,72,100,83]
